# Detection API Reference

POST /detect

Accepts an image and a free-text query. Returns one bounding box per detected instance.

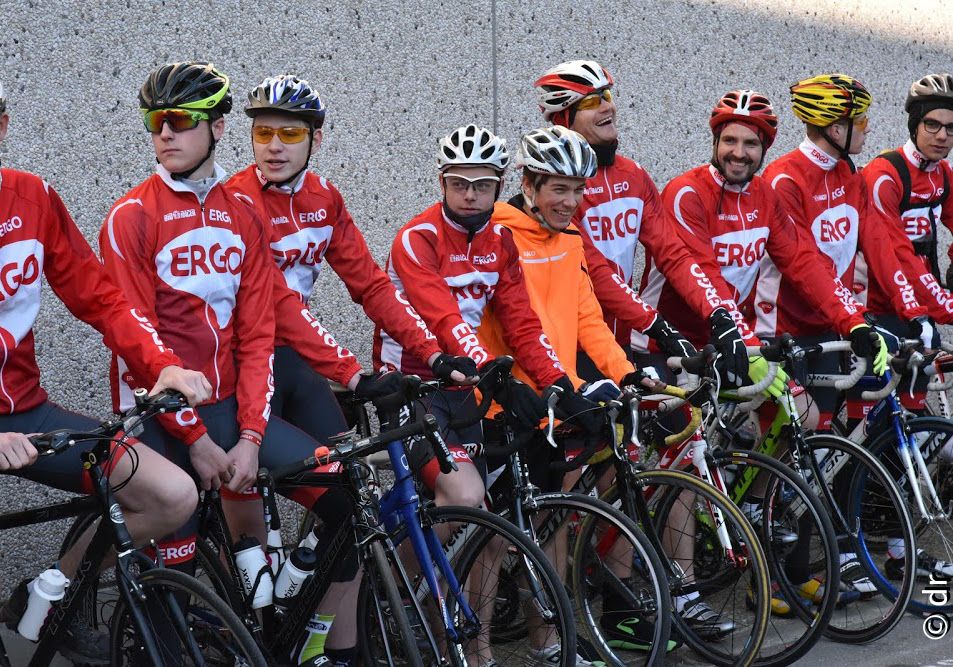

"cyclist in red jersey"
[533,60,755,385]
[381,123,602,666]
[761,74,932,430]
[0,80,213,663]
[643,90,887,389]
[862,73,953,580]
[863,73,953,330]
[98,62,364,594]
[226,74,474,667]
[381,124,600,498]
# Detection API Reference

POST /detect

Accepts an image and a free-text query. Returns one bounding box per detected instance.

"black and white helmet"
[245,75,326,127]
[906,73,953,111]
[437,124,509,172]
[517,127,597,179]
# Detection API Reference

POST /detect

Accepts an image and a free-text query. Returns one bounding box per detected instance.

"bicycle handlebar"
[29,389,189,455]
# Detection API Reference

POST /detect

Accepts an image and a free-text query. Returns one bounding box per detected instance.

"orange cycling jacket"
[479,196,634,391]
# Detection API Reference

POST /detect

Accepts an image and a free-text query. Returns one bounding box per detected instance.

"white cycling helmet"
[517,126,597,179]
[437,124,509,172]
[534,60,614,121]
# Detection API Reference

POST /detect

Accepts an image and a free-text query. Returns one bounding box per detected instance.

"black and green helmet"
[139,61,232,114]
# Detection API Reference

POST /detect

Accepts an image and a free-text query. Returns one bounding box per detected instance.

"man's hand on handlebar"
[849,324,889,376]
[352,370,407,399]
[430,353,479,385]
[645,316,697,359]
[497,378,547,429]
[709,308,748,383]
[748,356,788,398]
[552,376,603,434]
[0,433,38,471]
[580,378,622,403]
[620,370,666,392]
[151,365,213,406]
[908,316,937,353]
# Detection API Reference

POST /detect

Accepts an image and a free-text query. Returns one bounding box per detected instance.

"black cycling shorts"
[271,345,349,442]
[0,401,131,494]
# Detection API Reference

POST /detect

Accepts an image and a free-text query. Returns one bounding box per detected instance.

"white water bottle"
[274,547,317,602]
[233,536,274,609]
[18,569,69,641]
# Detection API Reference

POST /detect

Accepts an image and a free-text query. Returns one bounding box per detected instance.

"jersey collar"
[707,164,749,193]
[254,166,307,194]
[156,162,227,203]
[798,139,838,171]
[903,139,939,172]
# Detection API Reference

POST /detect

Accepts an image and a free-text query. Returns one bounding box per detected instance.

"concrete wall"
[0,0,950,576]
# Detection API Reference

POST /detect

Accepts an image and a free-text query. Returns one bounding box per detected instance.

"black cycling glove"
[551,376,602,434]
[579,378,622,403]
[645,316,697,358]
[353,370,405,399]
[497,379,547,430]
[430,353,478,382]
[709,308,747,383]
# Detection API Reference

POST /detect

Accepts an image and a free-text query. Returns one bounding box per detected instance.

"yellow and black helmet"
[139,61,232,114]
[789,74,871,127]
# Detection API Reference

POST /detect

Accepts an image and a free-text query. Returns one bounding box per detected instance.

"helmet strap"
[263,127,315,191]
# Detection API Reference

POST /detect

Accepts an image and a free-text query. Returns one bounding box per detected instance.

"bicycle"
[713,336,917,644]
[5,389,265,667]
[436,357,673,666]
[538,348,772,667]
[190,376,576,666]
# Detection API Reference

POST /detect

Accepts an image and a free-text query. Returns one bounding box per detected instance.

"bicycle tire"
[862,415,953,615]
[536,492,672,667]
[799,433,916,643]
[108,566,267,667]
[360,504,577,667]
[602,468,771,667]
[710,448,839,667]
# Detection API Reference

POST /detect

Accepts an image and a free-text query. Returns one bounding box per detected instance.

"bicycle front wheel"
[800,433,916,643]
[605,468,771,667]
[864,416,953,616]
[711,448,839,667]
[108,566,267,666]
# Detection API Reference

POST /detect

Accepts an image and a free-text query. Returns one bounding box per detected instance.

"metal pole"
[491,0,498,134]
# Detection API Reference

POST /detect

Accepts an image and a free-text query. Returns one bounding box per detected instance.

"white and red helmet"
[709,90,779,149]
[534,60,614,125]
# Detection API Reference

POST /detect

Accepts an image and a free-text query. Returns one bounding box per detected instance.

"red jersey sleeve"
[855,179,927,320]
[231,206,278,436]
[663,183,759,342]
[576,264,634,385]
[867,166,953,323]
[763,196,865,335]
[270,261,363,385]
[324,190,441,365]
[642,185,725,320]
[99,197,207,444]
[574,218,659,333]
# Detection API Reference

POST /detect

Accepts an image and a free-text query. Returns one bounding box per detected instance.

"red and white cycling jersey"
[571,155,724,350]
[377,201,564,386]
[864,140,953,322]
[101,165,275,443]
[225,165,440,384]
[757,140,926,337]
[641,164,866,347]
[0,168,178,415]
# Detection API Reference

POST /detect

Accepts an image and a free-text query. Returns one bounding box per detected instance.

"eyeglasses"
[575,88,614,111]
[922,118,953,136]
[142,108,210,133]
[852,115,869,132]
[251,126,312,145]
[442,174,500,195]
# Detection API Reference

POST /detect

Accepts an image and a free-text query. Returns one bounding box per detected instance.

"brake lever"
[545,387,561,448]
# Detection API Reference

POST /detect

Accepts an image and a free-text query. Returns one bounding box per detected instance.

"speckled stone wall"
[0,0,950,577]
